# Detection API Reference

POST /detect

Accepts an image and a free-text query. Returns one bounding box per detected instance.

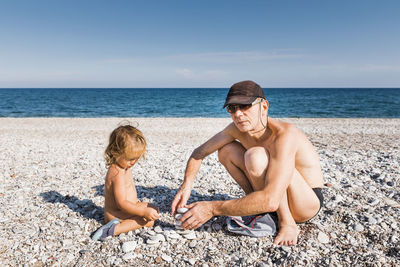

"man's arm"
[216,130,297,215]
[171,125,235,215]
[181,128,298,228]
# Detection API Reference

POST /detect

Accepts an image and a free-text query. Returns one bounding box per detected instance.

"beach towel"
[226,213,277,237]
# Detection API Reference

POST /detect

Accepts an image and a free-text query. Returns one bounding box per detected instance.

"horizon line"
[1,87,400,89]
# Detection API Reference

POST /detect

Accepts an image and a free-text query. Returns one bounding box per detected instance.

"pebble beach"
[0,117,399,266]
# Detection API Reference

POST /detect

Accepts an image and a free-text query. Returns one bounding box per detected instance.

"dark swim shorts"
[302,187,324,223]
[312,187,324,211]
[268,187,324,224]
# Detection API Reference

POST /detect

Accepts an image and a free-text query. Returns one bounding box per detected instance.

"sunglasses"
[226,98,263,114]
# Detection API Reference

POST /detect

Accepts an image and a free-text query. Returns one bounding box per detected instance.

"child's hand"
[144,203,160,221]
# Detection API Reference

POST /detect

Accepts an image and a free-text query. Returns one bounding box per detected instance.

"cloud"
[175,68,230,81]
[359,64,400,72]
[164,50,305,63]
[100,49,306,66]
[310,63,400,73]
[176,68,194,79]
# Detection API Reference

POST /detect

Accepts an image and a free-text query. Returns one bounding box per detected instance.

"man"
[171,80,324,246]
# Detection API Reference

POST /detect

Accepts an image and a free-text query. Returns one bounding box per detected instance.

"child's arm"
[112,174,159,220]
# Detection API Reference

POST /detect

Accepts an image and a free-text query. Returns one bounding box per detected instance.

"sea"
[0,88,399,118]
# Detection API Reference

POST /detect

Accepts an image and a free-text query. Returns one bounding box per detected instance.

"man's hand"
[144,203,160,221]
[171,186,192,215]
[180,201,214,229]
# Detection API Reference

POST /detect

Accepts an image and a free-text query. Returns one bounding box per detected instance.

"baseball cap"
[223,80,265,108]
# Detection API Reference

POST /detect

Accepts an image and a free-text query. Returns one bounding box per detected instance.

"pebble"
[183,232,197,240]
[165,230,181,239]
[177,208,189,213]
[189,240,197,248]
[175,214,183,220]
[354,223,364,232]
[122,252,136,261]
[2,118,400,266]
[154,226,163,233]
[62,239,73,247]
[367,216,377,224]
[122,241,137,253]
[177,229,192,235]
[149,233,166,242]
[317,231,330,244]
[161,254,173,263]
[369,199,380,206]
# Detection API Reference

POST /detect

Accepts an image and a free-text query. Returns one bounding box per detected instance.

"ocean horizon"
[1,88,399,118]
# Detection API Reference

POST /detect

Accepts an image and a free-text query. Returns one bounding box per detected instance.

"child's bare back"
[92,124,159,241]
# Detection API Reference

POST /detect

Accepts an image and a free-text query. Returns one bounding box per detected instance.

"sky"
[0,0,399,88]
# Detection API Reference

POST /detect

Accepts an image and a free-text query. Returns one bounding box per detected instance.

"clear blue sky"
[1,0,399,88]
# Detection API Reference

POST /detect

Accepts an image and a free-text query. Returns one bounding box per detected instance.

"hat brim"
[223,96,258,108]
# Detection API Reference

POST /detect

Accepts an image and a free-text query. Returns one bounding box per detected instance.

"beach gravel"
[0,117,399,266]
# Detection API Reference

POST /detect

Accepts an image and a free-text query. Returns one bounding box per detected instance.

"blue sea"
[0,88,399,118]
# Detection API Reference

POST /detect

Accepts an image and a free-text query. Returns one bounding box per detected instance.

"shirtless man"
[171,80,324,246]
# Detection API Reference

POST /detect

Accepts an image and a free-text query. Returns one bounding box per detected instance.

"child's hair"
[104,123,146,167]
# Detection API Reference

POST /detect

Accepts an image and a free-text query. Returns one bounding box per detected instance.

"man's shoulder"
[273,120,300,137]
[221,122,239,135]
[269,121,305,151]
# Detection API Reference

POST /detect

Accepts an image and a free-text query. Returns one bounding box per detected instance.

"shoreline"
[0,118,399,265]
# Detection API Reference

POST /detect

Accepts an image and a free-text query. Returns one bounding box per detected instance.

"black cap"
[223,80,265,108]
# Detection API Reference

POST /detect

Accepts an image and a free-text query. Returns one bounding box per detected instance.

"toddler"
[92,124,159,241]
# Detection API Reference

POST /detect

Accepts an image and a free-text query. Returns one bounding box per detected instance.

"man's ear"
[263,99,269,111]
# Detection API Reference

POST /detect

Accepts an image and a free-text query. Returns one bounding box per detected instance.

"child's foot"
[92,218,120,241]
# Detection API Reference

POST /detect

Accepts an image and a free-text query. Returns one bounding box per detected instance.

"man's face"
[228,99,267,132]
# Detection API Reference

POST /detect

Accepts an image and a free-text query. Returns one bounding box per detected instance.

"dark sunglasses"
[226,99,263,114]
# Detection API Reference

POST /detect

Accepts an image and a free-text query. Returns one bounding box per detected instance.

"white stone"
[369,199,380,206]
[62,239,73,247]
[177,229,192,235]
[317,231,330,244]
[149,233,165,242]
[354,223,364,232]
[147,230,156,236]
[183,232,196,240]
[154,226,163,233]
[146,239,161,245]
[175,213,183,220]
[167,232,181,239]
[122,252,136,261]
[188,258,196,265]
[335,195,344,202]
[161,254,173,262]
[122,241,137,253]
[189,240,197,248]
[177,207,189,214]
[367,216,377,224]
[391,235,398,243]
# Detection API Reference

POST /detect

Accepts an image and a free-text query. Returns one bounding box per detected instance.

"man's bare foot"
[273,224,300,246]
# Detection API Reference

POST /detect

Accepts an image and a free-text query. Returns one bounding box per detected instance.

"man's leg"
[245,146,321,245]
[218,144,320,246]
[218,141,254,195]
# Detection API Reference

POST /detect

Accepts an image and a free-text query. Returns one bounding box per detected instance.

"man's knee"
[244,147,269,178]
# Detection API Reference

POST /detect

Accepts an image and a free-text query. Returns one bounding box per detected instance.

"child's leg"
[92,218,120,241]
[114,215,155,236]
